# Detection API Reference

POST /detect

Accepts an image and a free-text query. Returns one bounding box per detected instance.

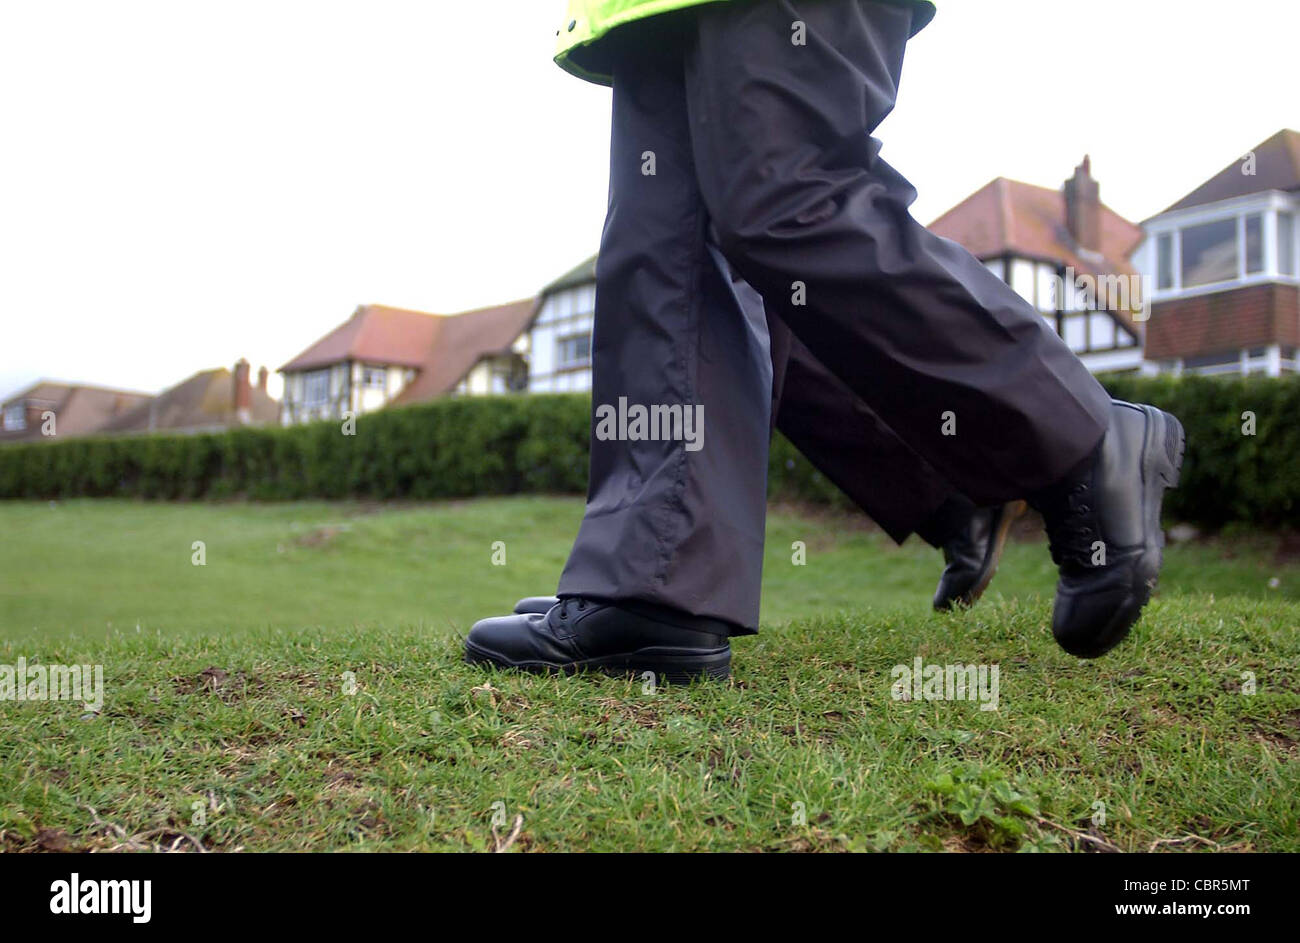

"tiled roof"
[0,381,151,442]
[97,367,279,434]
[1156,129,1300,217]
[929,176,1142,275]
[392,299,537,403]
[280,298,537,402]
[929,175,1144,331]
[279,304,446,373]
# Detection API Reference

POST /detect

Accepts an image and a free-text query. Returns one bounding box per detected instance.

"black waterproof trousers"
[556,0,1111,633]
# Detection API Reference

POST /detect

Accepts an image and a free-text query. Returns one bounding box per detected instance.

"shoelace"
[1042,481,1100,568]
[555,598,588,621]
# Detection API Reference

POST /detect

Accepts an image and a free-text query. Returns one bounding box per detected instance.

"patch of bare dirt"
[172,666,264,703]
[293,524,350,548]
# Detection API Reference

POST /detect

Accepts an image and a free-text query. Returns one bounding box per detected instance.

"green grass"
[1,497,1297,852]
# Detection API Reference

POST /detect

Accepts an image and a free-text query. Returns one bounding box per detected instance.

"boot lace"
[1042,481,1100,569]
[555,598,588,621]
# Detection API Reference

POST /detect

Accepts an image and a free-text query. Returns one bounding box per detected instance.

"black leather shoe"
[465,597,733,682]
[933,500,1027,611]
[1031,400,1184,658]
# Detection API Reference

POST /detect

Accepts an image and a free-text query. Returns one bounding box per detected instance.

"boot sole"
[1057,405,1184,658]
[463,640,731,684]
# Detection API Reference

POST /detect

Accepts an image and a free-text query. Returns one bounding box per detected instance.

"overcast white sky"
[2,0,1296,400]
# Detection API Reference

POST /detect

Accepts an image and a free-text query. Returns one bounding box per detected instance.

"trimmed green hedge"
[0,395,592,503]
[1103,374,1300,529]
[767,374,1300,528]
[1,377,1296,528]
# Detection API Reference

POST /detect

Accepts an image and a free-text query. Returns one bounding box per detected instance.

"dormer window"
[1148,201,1300,297]
[1138,130,1300,378]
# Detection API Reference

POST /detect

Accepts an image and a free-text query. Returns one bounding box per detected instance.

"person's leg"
[550,18,774,635]
[683,0,1110,505]
[681,0,1182,656]
[468,11,774,684]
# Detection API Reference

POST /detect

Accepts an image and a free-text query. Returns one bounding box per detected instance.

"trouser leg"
[765,308,957,544]
[684,0,1110,505]
[556,19,773,633]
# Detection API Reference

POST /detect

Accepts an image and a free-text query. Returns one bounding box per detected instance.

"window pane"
[556,332,591,368]
[3,404,25,431]
[1245,214,1263,274]
[1090,312,1115,348]
[1185,350,1238,368]
[305,370,329,405]
[1010,258,1034,302]
[1064,314,1086,350]
[1157,234,1174,289]
[1280,212,1296,276]
[1036,264,1058,312]
[1180,218,1238,287]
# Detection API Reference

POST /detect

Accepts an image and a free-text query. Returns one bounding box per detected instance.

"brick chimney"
[257,366,268,393]
[1064,155,1101,252]
[233,359,252,424]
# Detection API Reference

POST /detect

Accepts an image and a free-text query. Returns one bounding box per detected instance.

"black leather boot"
[465,597,734,682]
[933,500,1027,611]
[1030,400,1184,658]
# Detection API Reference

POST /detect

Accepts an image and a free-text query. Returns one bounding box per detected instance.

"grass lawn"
[1,496,1297,852]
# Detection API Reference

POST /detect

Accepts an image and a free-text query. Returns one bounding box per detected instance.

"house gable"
[1137,131,1300,377]
[928,160,1145,372]
[0,381,151,442]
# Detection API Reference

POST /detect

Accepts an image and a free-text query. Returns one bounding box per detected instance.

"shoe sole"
[1058,404,1184,658]
[936,499,1028,611]
[463,640,731,685]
